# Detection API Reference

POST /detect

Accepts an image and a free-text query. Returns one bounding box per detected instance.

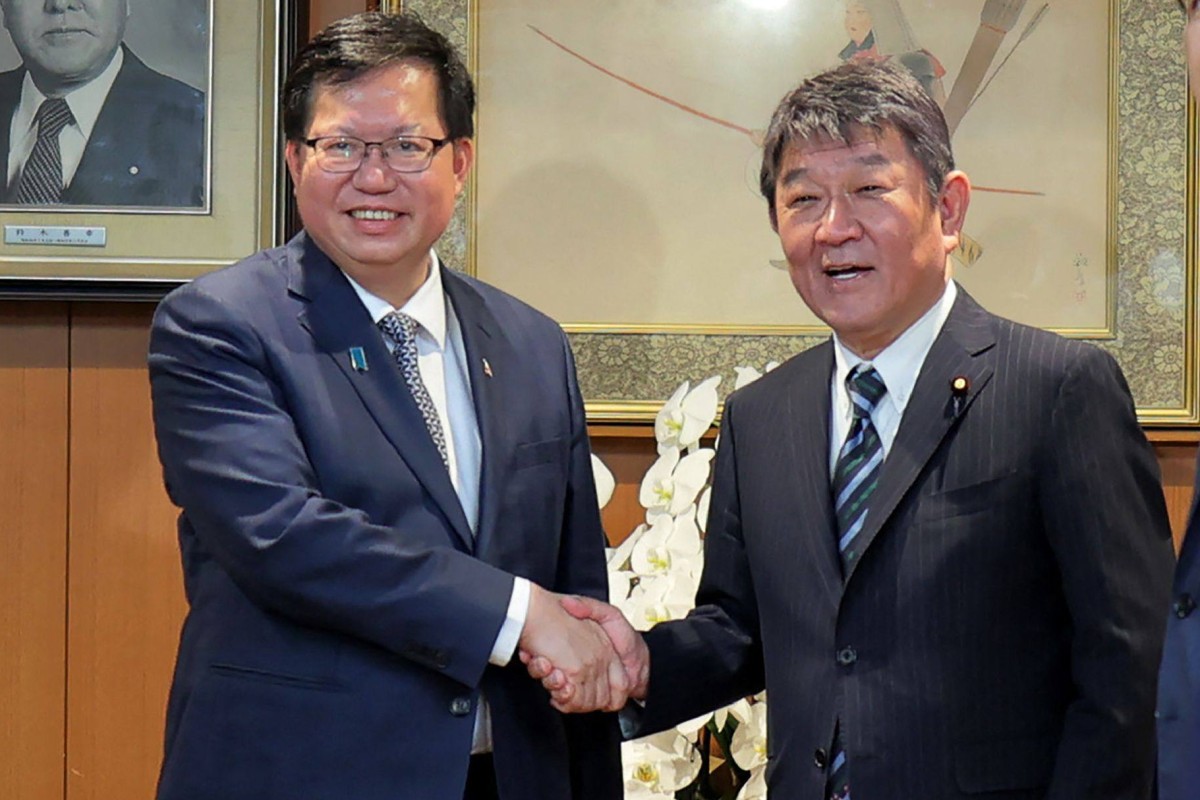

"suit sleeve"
[553,331,624,797]
[149,282,514,689]
[637,395,767,733]
[552,332,611,601]
[1038,346,1174,798]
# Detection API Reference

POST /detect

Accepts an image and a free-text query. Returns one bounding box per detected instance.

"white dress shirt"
[7,47,124,190]
[829,280,957,472]
[345,254,530,753]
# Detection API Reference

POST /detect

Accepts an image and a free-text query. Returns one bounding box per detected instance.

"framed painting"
[0,0,290,297]
[400,0,1199,424]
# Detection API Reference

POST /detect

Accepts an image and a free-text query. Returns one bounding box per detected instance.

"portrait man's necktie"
[15,97,75,205]
[378,311,450,470]
[827,364,888,800]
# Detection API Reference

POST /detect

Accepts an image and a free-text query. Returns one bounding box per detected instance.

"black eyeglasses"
[302,135,453,174]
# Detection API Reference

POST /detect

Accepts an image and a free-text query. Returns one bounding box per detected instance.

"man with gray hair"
[531,60,1173,800]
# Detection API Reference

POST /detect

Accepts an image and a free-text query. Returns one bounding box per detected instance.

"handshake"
[516,585,650,713]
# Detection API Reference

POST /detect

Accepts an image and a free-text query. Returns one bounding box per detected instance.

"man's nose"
[351,148,400,192]
[814,194,861,245]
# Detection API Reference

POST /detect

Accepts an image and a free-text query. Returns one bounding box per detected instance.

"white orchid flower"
[734,361,780,391]
[608,524,641,571]
[675,710,714,738]
[629,516,676,577]
[726,698,753,725]
[654,376,721,453]
[630,512,702,578]
[695,487,712,535]
[622,730,702,799]
[735,765,768,800]
[591,453,616,510]
[639,447,715,517]
[733,366,762,390]
[608,569,632,605]
[729,698,768,772]
[624,570,698,631]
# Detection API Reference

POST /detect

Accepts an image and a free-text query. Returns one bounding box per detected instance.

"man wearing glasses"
[148,12,623,800]
[1158,4,1200,798]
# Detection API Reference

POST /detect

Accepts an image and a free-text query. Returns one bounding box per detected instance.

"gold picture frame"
[397,0,1199,425]
[0,0,285,298]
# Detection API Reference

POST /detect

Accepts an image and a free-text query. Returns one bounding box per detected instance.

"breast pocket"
[511,437,568,471]
[918,468,1025,521]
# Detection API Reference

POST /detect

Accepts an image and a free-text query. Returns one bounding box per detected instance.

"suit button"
[450,697,472,716]
[814,748,829,769]
[836,646,857,666]
[1175,594,1196,619]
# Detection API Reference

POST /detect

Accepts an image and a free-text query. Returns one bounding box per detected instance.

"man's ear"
[451,137,474,196]
[937,170,971,253]
[284,140,303,188]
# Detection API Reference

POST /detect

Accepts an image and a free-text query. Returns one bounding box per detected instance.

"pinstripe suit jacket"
[641,287,1173,799]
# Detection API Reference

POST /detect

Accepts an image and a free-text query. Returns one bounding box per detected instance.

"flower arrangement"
[591,363,777,800]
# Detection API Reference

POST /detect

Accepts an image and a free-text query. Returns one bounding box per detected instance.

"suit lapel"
[289,235,473,549]
[843,289,996,585]
[0,69,20,200]
[442,269,510,558]
[784,342,845,603]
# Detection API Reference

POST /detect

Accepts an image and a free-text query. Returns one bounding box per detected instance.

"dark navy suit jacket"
[0,46,204,208]
[1158,477,1200,800]
[638,288,1173,799]
[148,233,620,800]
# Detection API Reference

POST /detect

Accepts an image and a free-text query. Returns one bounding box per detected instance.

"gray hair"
[759,60,954,222]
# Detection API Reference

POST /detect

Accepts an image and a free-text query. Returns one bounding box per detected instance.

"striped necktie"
[832,365,887,571]
[15,98,75,205]
[827,364,887,800]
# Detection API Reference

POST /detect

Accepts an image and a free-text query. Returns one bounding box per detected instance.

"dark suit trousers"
[463,754,499,800]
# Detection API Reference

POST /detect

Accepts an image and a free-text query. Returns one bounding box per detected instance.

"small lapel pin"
[482,357,493,378]
[950,375,969,415]
[349,346,369,372]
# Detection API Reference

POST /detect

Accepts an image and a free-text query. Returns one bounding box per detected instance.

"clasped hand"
[518,588,649,713]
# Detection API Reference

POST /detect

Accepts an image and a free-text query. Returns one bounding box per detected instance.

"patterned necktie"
[378,311,450,470]
[15,98,75,205]
[832,365,887,571]
[827,365,887,800]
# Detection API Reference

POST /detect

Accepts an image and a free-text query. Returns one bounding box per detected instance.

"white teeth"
[351,209,398,220]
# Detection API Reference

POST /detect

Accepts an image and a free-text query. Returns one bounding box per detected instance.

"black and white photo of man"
[0,0,207,209]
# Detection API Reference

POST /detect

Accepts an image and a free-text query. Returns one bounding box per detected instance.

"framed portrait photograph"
[401,0,1199,424]
[0,0,285,295]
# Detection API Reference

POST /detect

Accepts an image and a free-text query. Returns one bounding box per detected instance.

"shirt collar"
[16,46,124,142]
[343,252,449,350]
[832,279,957,413]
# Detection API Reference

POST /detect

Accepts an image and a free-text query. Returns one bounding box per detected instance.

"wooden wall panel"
[0,303,69,800]
[65,305,186,800]
[308,0,367,37]
[1151,435,1200,552]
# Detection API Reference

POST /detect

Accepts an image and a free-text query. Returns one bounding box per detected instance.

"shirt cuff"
[489,576,530,666]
